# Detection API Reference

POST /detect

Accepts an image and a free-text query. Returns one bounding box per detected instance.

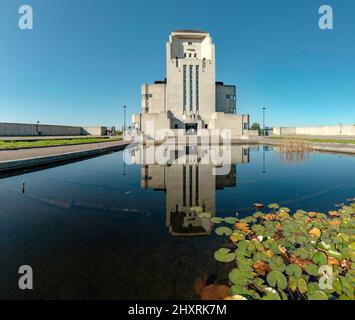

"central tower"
[166,30,216,122]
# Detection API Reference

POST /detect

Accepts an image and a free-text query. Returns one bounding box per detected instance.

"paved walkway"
[0,140,128,162]
[0,135,111,141]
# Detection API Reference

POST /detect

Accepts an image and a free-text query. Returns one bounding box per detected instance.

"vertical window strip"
[183,65,187,113]
[196,65,199,112]
[189,65,193,111]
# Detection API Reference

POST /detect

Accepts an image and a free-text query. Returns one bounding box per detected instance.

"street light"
[123,105,127,138]
[262,107,266,136]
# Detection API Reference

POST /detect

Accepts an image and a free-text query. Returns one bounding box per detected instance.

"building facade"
[132,30,251,140]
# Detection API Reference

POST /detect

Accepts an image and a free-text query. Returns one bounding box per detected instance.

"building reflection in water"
[128,145,250,236]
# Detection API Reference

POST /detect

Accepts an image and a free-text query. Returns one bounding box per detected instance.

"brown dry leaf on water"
[307,212,317,217]
[328,211,340,217]
[308,227,321,238]
[193,276,206,296]
[235,222,251,234]
[262,214,278,221]
[328,257,340,266]
[328,220,341,226]
[275,224,283,231]
[341,260,351,270]
[290,254,311,269]
[253,261,268,276]
[200,284,230,300]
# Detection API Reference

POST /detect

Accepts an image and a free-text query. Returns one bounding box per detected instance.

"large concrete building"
[132,30,251,141]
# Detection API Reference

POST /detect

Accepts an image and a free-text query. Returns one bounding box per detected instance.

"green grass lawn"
[266,136,355,145]
[0,137,122,150]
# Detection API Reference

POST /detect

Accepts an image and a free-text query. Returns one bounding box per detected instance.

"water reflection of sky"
[0,146,354,299]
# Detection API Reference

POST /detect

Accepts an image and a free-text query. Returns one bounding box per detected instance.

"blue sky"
[0,0,354,128]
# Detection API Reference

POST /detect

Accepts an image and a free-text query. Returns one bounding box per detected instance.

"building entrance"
[185,123,198,135]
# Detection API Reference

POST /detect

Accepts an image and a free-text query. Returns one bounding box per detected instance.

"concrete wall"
[0,122,107,137]
[216,84,236,114]
[82,126,107,136]
[273,125,355,136]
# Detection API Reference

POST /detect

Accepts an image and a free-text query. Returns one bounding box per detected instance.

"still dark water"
[0,145,354,299]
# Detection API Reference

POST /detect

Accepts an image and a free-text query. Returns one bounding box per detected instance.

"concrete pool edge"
[0,141,129,173]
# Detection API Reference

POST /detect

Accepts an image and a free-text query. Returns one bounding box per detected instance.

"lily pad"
[286,264,302,278]
[266,271,287,290]
[210,217,224,224]
[307,290,328,300]
[214,248,236,263]
[268,203,280,209]
[224,217,238,224]
[215,226,233,236]
[198,212,212,219]
[312,251,327,266]
[304,263,319,276]
[269,256,286,272]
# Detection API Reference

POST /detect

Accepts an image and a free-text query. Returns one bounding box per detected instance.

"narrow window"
[196,65,199,112]
[189,65,193,111]
[205,124,208,129]
[183,65,187,113]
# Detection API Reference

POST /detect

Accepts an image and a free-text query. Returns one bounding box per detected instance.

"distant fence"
[0,122,107,137]
[273,125,355,136]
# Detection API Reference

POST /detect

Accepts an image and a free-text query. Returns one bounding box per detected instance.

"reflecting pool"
[0,145,354,299]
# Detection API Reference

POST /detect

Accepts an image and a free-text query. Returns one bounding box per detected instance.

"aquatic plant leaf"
[307,290,328,300]
[215,226,233,236]
[339,276,354,298]
[304,263,319,276]
[316,241,332,251]
[224,217,238,224]
[214,248,236,263]
[312,251,327,266]
[328,210,340,217]
[210,217,224,224]
[261,288,281,300]
[235,222,251,234]
[297,278,308,294]
[286,264,302,278]
[263,213,278,221]
[328,250,342,260]
[269,256,286,272]
[288,276,298,292]
[230,232,245,243]
[266,271,287,290]
[294,247,308,260]
[190,206,203,213]
[198,212,212,219]
[253,211,264,218]
[224,294,248,300]
[268,203,280,209]
[229,268,254,285]
[309,227,321,238]
[279,207,290,213]
[328,219,341,226]
[307,212,317,217]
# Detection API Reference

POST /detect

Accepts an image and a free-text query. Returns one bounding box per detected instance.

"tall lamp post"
[123,105,127,138]
[262,107,266,136]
